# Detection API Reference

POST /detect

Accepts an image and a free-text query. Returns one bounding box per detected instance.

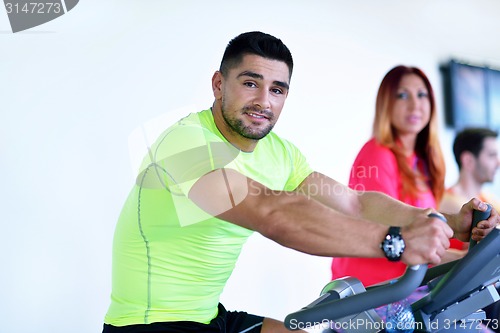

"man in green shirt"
[103,31,498,333]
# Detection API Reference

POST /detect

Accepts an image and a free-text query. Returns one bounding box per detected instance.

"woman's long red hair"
[373,66,445,203]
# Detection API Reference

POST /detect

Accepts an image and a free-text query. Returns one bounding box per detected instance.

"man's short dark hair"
[453,127,498,169]
[219,31,294,80]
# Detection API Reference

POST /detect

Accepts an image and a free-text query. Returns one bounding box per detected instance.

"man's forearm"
[356,190,429,227]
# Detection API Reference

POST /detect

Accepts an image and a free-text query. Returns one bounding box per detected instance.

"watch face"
[382,235,405,260]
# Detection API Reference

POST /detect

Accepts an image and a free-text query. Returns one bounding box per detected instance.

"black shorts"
[102,304,264,333]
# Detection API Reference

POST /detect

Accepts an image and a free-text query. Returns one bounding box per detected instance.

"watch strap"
[388,226,401,235]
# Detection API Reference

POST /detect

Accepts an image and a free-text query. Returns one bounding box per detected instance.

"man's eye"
[271,88,283,95]
[244,82,257,88]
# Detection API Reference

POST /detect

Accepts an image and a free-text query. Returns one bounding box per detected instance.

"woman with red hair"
[331,65,465,287]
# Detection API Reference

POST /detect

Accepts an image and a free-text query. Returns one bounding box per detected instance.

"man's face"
[215,54,290,142]
[473,137,500,183]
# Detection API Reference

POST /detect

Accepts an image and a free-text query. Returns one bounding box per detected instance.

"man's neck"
[453,175,484,199]
[211,105,258,152]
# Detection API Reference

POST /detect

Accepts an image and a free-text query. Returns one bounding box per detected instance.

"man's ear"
[212,71,223,100]
[461,151,476,171]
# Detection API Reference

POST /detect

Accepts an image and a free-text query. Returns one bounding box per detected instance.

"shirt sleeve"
[348,140,400,200]
[281,139,314,191]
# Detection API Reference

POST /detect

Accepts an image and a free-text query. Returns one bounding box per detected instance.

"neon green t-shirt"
[104,108,313,326]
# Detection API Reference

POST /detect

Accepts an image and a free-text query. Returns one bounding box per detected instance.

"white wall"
[1,1,500,332]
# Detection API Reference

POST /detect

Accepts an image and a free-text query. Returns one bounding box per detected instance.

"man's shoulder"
[260,131,301,154]
[160,109,217,139]
[440,187,467,214]
[480,191,500,211]
[176,108,213,128]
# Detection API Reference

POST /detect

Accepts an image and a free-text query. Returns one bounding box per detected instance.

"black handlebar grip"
[470,203,492,248]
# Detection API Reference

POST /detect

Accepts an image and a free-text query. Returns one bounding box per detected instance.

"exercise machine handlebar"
[284,212,446,329]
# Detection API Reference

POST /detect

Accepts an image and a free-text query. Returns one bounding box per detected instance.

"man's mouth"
[247,112,269,120]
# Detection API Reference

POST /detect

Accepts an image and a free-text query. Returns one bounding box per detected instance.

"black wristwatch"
[380,226,405,262]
